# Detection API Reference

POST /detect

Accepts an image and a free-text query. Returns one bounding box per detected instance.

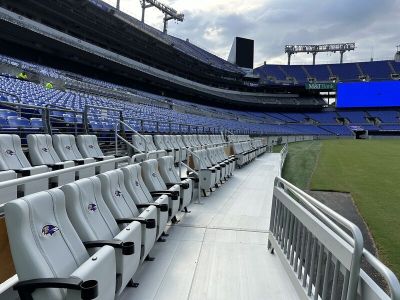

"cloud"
[103,0,400,66]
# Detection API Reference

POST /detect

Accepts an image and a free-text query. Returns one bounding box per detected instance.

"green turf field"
[282,139,400,277]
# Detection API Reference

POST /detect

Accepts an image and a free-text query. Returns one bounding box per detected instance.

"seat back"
[77,135,104,158]
[53,134,83,161]
[61,177,120,242]
[158,156,180,183]
[154,135,168,151]
[5,190,89,299]
[28,134,62,165]
[144,135,157,151]
[121,164,153,205]
[0,134,31,170]
[132,135,146,153]
[97,169,140,219]
[141,159,167,191]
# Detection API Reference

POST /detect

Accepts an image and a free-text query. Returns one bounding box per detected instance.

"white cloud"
[103,0,400,67]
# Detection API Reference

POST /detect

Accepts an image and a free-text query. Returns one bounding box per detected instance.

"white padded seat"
[27,134,75,186]
[175,135,188,160]
[158,156,194,210]
[97,169,157,262]
[5,189,116,300]
[53,134,96,179]
[61,177,142,295]
[192,150,217,197]
[132,135,165,159]
[121,164,169,240]
[206,147,227,183]
[0,170,17,204]
[201,149,221,186]
[153,135,173,157]
[0,134,48,196]
[164,135,182,163]
[141,159,181,222]
[77,135,115,173]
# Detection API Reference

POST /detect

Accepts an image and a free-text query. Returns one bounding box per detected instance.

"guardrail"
[0,156,130,214]
[268,177,400,300]
[280,143,288,171]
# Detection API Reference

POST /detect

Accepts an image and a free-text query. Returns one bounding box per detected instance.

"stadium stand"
[0,2,399,299]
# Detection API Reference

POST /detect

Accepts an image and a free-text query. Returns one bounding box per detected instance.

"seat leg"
[171,216,180,224]
[128,279,140,288]
[145,255,156,261]
[162,231,169,237]
[158,237,167,242]
[182,207,191,213]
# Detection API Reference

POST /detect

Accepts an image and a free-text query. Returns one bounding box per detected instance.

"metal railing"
[268,175,400,300]
[114,120,147,155]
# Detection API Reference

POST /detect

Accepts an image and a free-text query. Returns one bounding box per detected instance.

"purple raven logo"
[41,225,59,237]
[5,149,15,156]
[115,190,122,197]
[65,146,71,150]
[135,181,139,187]
[88,145,94,149]
[41,147,49,152]
[88,203,97,212]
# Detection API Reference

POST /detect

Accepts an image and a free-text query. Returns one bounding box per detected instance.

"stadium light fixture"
[284,43,355,65]
[140,0,184,33]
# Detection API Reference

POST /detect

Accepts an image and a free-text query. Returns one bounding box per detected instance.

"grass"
[310,139,400,277]
[280,140,322,189]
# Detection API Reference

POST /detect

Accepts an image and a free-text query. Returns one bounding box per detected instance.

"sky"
[104,0,400,67]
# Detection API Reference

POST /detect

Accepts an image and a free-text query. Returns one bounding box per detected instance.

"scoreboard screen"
[336,81,400,108]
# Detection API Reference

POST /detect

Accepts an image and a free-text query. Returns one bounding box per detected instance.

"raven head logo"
[5,149,15,156]
[115,190,122,197]
[65,146,71,150]
[135,181,139,187]
[88,203,97,212]
[41,147,49,152]
[88,145,94,149]
[41,225,59,237]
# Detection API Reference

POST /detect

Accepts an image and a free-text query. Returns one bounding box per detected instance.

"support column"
[340,51,345,64]
[287,53,292,65]
[312,52,317,65]
[116,0,120,10]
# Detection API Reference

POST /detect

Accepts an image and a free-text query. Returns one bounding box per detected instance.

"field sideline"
[280,139,400,278]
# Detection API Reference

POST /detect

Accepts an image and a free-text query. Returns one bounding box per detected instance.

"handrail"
[362,250,400,300]
[273,177,364,300]
[115,120,148,154]
[181,148,201,204]
[0,156,130,215]
[45,103,78,113]
[272,176,400,300]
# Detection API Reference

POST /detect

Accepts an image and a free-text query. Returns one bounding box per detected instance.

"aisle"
[119,153,297,300]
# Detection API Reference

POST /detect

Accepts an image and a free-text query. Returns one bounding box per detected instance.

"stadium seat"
[61,177,142,295]
[27,134,76,186]
[158,155,194,212]
[97,169,157,262]
[132,135,165,159]
[192,149,217,196]
[206,147,227,183]
[53,134,96,179]
[141,159,181,223]
[121,164,169,241]
[0,134,48,196]
[154,135,176,161]
[77,135,115,173]
[5,189,116,300]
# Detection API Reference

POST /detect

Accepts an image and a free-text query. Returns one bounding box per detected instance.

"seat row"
[131,134,227,164]
[4,154,196,300]
[0,134,116,203]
